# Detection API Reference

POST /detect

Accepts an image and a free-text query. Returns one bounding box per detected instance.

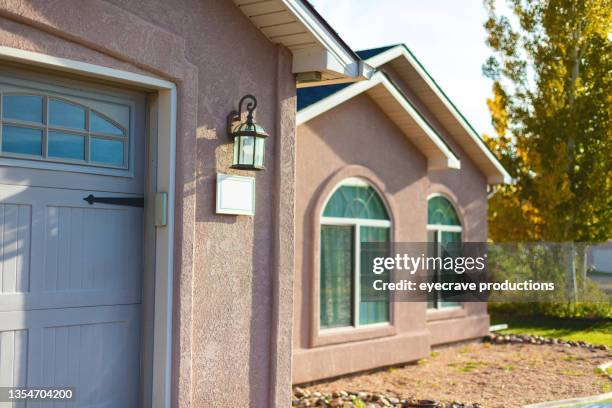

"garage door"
[0,69,146,407]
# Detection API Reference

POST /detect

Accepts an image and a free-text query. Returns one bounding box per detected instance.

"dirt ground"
[300,342,612,408]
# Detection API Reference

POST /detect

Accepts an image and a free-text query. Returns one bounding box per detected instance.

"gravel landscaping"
[294,339,611,408]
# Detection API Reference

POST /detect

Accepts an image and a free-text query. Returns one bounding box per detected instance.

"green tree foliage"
[482,0,612,243]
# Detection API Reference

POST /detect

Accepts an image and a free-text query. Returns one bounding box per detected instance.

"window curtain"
[427,196,462,309]
[440,231,462,307]
[320,225,354,328]
[359,226,390,325]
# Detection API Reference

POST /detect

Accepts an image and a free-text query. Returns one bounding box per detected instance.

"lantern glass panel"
[233,136,240,164]
[240,135,255,165]
[254,137,265,168]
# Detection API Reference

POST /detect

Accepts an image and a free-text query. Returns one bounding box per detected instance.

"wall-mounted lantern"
[227,95,268,171]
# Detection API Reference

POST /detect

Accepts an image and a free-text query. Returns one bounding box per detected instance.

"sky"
[309,0,497,136]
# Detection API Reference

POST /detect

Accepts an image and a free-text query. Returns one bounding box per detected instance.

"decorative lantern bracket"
[227,94,257,138]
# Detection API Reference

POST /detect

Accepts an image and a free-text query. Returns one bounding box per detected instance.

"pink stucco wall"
[381,63,490,340]
[0,1,295,406]
[293,80,490,382]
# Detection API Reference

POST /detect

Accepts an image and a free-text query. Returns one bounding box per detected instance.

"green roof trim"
[380,72,459,161]
[297,43,510,182]
[355,44,400,60]
[396,44,486,142]
[363,44,510,182]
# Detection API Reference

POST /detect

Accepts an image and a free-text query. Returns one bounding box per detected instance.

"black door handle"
[83,194,144,207]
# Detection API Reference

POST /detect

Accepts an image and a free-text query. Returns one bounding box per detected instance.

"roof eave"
[364,45,511,185]
[293,49,374,87]
[285,0,371,84]
[233,0,368,85]
[297,71,460,171]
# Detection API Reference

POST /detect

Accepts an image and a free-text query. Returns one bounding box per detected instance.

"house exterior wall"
[381,63,490,343]
[381,63,489,243]
[293,86,490,383]
[0,1,296,407]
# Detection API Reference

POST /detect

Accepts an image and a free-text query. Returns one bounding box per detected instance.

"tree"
[482,0,612,245]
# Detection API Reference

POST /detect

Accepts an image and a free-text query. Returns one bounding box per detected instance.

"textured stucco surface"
[382,63,489,243]
[0,1,296,406]
[381,64,490,337]
[294,73,490,382]
[294,94,431,383]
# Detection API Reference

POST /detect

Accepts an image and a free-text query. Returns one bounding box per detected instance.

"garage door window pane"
[3,95,43,123]
[2,125,42,155]
[49,99,86,130]
[48,131,85,160]
[90,137,124,166]
[90,112,124,136]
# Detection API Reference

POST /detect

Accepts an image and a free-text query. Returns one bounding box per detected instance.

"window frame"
[426,193,464,311]
[319,177,392,332]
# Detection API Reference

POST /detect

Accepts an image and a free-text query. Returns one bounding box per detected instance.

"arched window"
[320,178,391,329]
[427,195,462,309]
[1,93,129,168]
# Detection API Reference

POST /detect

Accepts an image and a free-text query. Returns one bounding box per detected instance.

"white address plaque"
[216,173,256,216]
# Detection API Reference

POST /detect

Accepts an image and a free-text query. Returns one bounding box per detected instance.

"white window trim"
[319,179,392,331]
[320,217,391,330]
[427,194,463,310]
[426,228,463,310]
[426,224,462,233]
[0,46,176,408]
[322,216,391,228]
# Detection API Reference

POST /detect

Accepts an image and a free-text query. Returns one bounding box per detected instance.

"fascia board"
[282,0,364,78]
[378,74,460,170]
[297,75,381,125]
[365,45,512,184]
[297,71,460,170]
[292,47,372,80]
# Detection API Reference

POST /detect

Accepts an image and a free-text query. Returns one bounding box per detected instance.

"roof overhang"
[232,0,371,86]
[297,71,461,171]
[364,45,511,184]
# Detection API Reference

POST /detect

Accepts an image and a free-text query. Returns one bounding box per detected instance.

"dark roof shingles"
[355,44,399,60]
[297,45,400,110]
[297,83,352,110]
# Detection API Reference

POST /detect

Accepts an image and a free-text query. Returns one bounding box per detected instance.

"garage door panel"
[37,307,140,408]
[44,205,142,293]
[0,184,143,311]
[0,203,31,294]
[0,329,28,390]
[1,306,140,408]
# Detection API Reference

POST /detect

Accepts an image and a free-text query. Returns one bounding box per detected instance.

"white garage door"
[0,69,146,407]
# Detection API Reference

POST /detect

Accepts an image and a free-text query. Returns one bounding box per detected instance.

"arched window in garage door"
[1,94,129,168]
